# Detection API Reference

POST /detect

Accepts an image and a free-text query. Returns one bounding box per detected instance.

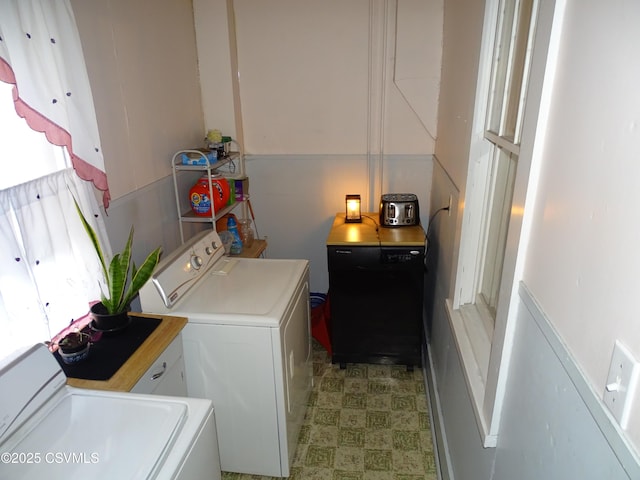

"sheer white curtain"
[0,0,110,206]
[0,170,110,358]
[0,0,113,359]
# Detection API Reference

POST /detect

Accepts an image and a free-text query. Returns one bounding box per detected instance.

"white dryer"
[0,344,220,480]
[139,229,312,478]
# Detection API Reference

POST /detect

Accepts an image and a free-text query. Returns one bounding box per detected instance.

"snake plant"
[74,198,162,314]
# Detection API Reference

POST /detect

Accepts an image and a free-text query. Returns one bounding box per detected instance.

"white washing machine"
[0,344,220,480]
[139,229,312,478]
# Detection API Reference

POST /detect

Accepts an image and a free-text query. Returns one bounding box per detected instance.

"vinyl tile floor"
[221,340,438,480]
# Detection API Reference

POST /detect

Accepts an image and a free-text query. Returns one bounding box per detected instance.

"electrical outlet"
[604,340,640,429]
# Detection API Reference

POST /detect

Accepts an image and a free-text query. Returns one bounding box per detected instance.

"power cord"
[360,214,382,248]
[424,205,450,272]
[426,206,450,239]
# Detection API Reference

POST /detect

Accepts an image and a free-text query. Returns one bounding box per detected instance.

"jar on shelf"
[238,219,255,248]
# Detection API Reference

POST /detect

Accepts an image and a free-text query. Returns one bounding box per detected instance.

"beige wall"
[70,0,439,293]
[195,0,442,156]
[522,0,640,448]
[192,0,440,292]
[74,0,441,203]
[72,0,205,201]
[434,0,485,191]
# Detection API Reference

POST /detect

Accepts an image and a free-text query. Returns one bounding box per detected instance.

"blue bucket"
[310,293,327,309]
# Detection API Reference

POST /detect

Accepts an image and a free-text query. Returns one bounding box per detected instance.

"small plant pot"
[90,302,131,334]
[59,343,90,365]
[58,332,91,365]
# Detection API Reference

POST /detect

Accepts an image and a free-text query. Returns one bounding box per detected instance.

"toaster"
[379,193,420,227]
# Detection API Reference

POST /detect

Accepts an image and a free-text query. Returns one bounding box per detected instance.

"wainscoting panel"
[492,284,639,480]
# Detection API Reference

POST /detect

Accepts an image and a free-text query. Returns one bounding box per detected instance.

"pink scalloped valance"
[0,1,110,207]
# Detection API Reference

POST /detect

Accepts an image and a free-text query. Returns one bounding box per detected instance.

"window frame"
[447,0,563,447]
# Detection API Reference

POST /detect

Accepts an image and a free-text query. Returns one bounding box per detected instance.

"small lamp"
[345,194,362,223]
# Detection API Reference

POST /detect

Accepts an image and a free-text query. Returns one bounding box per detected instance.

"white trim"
[484,0,565,439]
[366,0,389,212]
[448,0,562,448]
[461,303,492,382]
[423,344,453,480]
[483,131,520,155]
[453,0,497,307]
[446,299,497,447]
[455,151,490,307]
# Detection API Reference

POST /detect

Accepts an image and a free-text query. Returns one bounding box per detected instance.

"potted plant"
[74,199,162,333]
[57,331,91,364]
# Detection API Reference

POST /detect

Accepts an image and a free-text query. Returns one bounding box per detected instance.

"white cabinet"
[130,334,187,396]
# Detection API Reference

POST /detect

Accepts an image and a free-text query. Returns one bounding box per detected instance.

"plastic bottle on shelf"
[238,219,255,248]
[227,216,243,255]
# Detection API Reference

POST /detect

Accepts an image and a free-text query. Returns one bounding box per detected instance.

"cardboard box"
[234,178,249,201]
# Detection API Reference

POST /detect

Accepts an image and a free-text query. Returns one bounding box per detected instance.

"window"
[475,0,535,320]
[0,82,108,361]
[464,0,537,324]
[478,146,518,319]
[487,0,535,144]
[0,0,111,362]
[0,82,69,189]
[447,0,562,447]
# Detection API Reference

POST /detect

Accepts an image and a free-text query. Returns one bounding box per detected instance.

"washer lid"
[168,257,309,327]
[2,391,187,479]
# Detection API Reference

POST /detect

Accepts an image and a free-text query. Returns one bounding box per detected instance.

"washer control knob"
[211,241,218,250]
[205,246,213,255]
[191,255,203,269]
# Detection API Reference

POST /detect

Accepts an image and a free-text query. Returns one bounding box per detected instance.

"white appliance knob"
[205,246,213,255]
[211,241,218,250]
[191,255,203,269]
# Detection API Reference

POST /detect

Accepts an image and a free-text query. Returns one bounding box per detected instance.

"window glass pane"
[487,0,535,143]
[503,0,534,141]
[480,0,535,320]
[480,146,517,317]
[0,81,68,190]
[487,0,517,136]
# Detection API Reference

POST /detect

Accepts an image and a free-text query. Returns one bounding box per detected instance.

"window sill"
[445,299,497,447]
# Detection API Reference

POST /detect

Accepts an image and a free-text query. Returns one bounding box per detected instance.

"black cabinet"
[327,244,425,369]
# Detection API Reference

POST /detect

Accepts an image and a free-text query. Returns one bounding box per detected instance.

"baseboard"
[423,343,453,480]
